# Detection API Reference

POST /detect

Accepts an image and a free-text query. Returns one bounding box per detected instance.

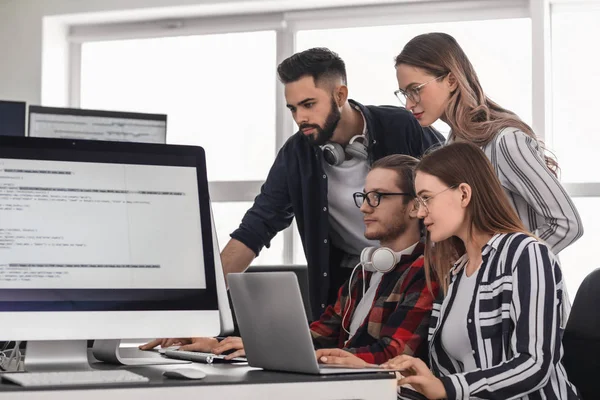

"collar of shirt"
[393,242,419,261]
[350,102,368,138]
[449,233,504,276]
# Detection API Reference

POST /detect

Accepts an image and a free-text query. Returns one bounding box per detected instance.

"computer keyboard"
[164,349,247,364]
[1,370,149,387]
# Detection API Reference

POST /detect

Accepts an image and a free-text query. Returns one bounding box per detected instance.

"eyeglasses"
[394,74,447,107]
[353,191,412,208]
[415,185,458,213]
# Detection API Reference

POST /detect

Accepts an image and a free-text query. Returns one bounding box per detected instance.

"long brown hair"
[415,142,529,293]
[395,32,558,176]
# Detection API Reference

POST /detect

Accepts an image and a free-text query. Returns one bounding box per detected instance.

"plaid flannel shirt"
[310,243,439,364]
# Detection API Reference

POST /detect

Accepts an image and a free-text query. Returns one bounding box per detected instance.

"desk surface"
[0,359,398,400]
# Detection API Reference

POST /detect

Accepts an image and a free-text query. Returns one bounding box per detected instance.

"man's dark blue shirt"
[231,100,444,320]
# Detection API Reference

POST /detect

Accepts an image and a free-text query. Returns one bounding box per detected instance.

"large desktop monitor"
[0,100,26,137]
[28,106,167,144]
[0,136,219,370]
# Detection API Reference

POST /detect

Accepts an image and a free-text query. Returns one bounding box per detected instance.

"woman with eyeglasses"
[393,32,582,255]
[317,141,580,399]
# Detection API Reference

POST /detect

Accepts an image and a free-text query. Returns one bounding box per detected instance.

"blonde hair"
[415,142,531,293]
[395,32,558,176]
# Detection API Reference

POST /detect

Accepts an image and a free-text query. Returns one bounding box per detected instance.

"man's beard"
[366,223,409,243]
[365,207,409,242]
[300,97,341,146]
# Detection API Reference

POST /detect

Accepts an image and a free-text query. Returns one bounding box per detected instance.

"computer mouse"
[162,368,207,380]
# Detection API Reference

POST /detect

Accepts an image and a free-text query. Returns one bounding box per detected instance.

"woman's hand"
[382,355,447,400]
[315,348,371,368]
[212,336,246,360]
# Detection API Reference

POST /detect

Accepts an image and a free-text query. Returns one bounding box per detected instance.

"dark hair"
[395,32,558,177]
[371,154,419,202]
[277,47,347,86]
[415,141,529,293]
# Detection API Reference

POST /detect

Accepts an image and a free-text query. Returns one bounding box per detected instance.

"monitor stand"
[23,340,188,371]
[92,339,189,366]
[24,340,91,371]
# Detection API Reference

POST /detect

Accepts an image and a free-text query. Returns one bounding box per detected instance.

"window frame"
[66,0,595,266]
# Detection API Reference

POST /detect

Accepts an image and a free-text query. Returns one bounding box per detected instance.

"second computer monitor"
[0,100,26,137]
[28,106,167,144]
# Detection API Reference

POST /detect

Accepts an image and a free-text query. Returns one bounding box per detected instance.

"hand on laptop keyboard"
[212,337,246,360]
[315,348,371,368]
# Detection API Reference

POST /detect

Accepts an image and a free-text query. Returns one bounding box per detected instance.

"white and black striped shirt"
[429,233,579,399]
[481,128,583,254]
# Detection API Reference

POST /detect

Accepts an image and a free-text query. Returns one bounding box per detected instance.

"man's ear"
[408,199,419,218]
[335,85,349,106]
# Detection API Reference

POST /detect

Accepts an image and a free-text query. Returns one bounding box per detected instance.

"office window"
[551,6,600,183]
[551,3,600,299]
[80,31,282,264]
[558,197,600,298]
[212,202,284,265]
[296,18,532,137]
[80,31,277,182]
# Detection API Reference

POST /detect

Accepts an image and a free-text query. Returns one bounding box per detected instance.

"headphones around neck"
[341,246,399,336]
[360,246,399,274]
[322,134,368,166]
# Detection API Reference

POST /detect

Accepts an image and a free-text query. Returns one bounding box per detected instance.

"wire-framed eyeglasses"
[415,184,458,212]
[394,74,447,106]
[353,191,412,208]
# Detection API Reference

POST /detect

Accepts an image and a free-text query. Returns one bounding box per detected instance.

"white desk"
[0,363,398,400]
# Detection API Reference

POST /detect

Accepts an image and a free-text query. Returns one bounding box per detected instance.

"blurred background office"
[0,0,597,297]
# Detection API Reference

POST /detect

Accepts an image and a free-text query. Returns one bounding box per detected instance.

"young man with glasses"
[223,48,444,320]
[308,154,439,364]
[145,155,439,364]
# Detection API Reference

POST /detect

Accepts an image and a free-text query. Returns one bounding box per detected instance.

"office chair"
[562,268,600,399]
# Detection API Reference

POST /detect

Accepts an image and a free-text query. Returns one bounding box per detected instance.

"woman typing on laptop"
[317,142,580,399]
[141,155,439,365]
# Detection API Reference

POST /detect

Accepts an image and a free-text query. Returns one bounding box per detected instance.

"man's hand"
[139,338,191,350]
[315,348,371,368]
[139,337,219,353]
[382,355,446,400]
[211,336,246,360]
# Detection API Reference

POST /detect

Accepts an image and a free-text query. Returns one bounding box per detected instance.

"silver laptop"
[228,272,390,375]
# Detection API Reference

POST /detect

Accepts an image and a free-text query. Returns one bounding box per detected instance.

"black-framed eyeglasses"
[394,74,447,107]
[353,191,412,208]
[415,184,458,213]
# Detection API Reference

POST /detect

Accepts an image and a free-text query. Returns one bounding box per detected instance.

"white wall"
[0,0,401,105]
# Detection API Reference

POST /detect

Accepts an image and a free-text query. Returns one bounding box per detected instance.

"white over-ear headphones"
[341,246,399,336]
[322,135,368,166]
[360,246,399,273]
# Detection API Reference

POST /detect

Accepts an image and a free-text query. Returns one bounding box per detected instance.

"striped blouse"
[429,233,579,399]
[480,128,583,254]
